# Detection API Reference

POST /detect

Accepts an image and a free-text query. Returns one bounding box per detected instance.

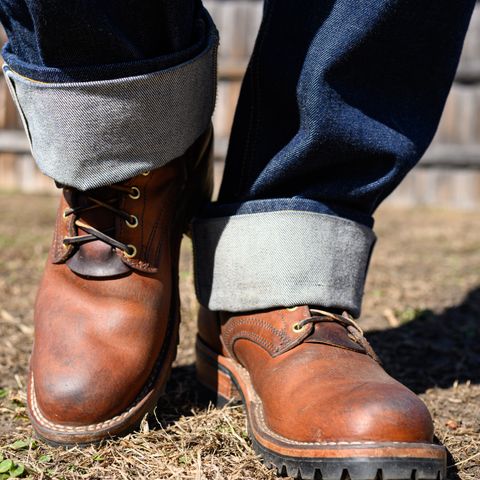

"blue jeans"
[0,0,475,315]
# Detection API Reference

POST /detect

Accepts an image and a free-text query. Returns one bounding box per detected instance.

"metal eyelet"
[142,171,150,176]
[62,210,68,219]
[292,322,305,333]
[286,306,298,312]
[129,186,140,200]
[125,215,139,228]
[124,244,137,258]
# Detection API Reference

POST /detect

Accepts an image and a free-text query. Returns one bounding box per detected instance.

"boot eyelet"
[125,215,139,228]
[142,171,150,176]
[129,187,140,199]
[124,244,137,258]
[286,306,298,312]
[292,323,305,333]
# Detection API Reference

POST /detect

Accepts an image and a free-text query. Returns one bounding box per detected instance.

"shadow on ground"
[150,364,207,429]
[367,286,480,480]
[367,286,480,393]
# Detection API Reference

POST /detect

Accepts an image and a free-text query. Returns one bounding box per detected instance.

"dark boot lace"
[294,308,381,363]
[62,182,143,258]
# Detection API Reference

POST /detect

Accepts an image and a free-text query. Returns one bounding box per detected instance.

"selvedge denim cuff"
[2,31,218,191]
[192,210,376,317]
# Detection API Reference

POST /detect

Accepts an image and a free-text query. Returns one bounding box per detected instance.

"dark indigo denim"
[216,0,476,227]
[0,0,210,82]
[0,0,476,226]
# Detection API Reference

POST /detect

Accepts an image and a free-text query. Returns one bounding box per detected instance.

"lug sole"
[195,336,447,480]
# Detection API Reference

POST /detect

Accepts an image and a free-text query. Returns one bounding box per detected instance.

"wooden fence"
[0,0,480,208]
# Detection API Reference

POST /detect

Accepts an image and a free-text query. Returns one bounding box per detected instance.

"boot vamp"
[236,341,434,444]
[31,259,171,426]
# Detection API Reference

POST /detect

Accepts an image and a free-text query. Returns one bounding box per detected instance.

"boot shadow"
[366,286,480,393]
[147,364,210,430]
[366,286,480,480]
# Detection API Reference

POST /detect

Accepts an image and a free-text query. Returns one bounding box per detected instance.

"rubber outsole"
[253,436,445,480]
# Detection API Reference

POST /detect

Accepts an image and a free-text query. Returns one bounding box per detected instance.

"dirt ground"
[0,192,479,480]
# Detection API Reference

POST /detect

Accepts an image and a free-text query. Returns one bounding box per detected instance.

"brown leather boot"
[196,306,446,480]
[28,128,213,445]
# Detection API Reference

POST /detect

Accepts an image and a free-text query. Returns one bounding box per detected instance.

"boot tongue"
[66,188,130,278]
[304,317,366,354]
[76,188,116,234]
[66,241,130,278]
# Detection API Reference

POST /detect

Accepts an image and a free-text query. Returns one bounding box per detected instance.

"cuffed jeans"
[0,0,475,316]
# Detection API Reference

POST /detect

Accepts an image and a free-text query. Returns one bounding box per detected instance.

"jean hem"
[2,26,218,190]
[192,209,376,317]
[198,198,374,228]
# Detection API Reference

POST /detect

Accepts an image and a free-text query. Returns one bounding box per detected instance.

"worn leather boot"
[28,128,213,445]
[196,306,446,480]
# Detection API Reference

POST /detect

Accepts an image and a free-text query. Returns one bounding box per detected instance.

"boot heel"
[195,337,239,407]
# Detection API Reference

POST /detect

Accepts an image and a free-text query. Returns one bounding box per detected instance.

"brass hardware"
[142,171,150,176]
[129,186,140,199]
[286,306,298,312]
[292,323,305,333]
[124,244,137,258]
[126,215,139,228]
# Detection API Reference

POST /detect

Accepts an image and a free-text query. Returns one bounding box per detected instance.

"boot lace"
[62,183,142,258]
[294,308,380,362]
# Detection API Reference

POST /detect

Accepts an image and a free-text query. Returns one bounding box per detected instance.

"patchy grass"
[0,192,479,479]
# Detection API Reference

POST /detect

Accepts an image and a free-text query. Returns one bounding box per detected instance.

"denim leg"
[0,0,218,189]
[193,0,475,316]
[0,0,209,82]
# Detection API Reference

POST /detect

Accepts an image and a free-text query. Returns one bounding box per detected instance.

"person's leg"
[0,0,207,81]
[1,0,218,444]
[0,0,217,189]
[194,1,475,478]
[194,0,474,316]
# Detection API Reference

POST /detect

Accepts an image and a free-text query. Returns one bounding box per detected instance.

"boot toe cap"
[30,359,146,427]
[264,380,434,444]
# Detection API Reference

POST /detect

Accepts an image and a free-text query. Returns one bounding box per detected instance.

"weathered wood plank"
[0,129,29,153]
[457,3,480,82]
[205,0,262,63]
[434,84,480,144]
[385,167,480,210]
[213,79,242,137]
[0,79,22,129]
[0,152,57,194]
[422,144,480,168]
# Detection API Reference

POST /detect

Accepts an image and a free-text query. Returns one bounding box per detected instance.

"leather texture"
[29,128,213,438]
[198,305,435,444]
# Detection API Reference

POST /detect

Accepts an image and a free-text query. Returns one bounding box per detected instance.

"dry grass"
[0,192,479,479]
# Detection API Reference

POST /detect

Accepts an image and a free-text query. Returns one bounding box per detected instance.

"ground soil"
[0,192,479,479]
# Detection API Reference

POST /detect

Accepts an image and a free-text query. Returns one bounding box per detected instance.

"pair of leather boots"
[28,127,446,480]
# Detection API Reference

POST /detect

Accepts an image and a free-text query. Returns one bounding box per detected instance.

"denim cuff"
[2,28,218,190]
[192,210,376,317]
